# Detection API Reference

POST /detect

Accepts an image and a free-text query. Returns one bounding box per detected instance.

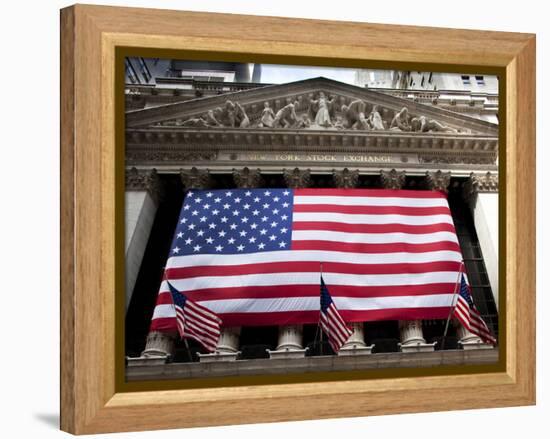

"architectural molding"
[125,167,163,203]
[380,169,406,189]
[283,167,311,189]
[232,167,263,188]
[333,168,359,188]
[463,171,499,201]
[425,170,452,193]
[179,167,214,190]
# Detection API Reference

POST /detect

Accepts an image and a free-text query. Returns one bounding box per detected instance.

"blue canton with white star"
[459,274,474,308]
[169,188,294,255]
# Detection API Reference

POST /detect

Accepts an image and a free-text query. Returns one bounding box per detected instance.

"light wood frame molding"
[60,4,536,434]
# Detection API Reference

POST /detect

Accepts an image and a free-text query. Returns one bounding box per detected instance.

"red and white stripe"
[151,188,465,330]
[320,303,353,352]
[174,299,222,352]
[453,296,496,345]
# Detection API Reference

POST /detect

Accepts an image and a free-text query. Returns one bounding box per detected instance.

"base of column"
[338,344,375,356]
[197,351,241,362]
[266,347,308,359]
[459,339,494,350]
[126,355,169,366]
[399,342,437,353]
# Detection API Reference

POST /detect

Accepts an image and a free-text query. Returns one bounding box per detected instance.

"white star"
[180,218,188,224]
[270,221,278,227]
[209,223,216,229]
[233,210,240,216]
[241,217,249,223]
[218,230,227,237]
[273,196,280,202]
[188,224,196,230]
[203,203,210,210]
[260,229,267,235]
[264,190,271,196]
[192,210,198,216]
[261,216,268,222]
[234,197,241,203]
[200,216,207,222]
[225,191,233,197]
[272,209,279,215]
[184,238,192,245]
[176,232,184,239]
[172,246,180,254]
[245,191,252,196]
[252,210,259,216]
[269,235,276,241]
[223,203,230,209]
[193,245,202,252]
[183,205,190,211]
[206,237,214,244]
[263,203,270,209]
[214,197,221,203]
[249,237,257,243]
[283,190,290,196]
[250,223,258,229]
[280,227,288,233]
[243,203,250,210]
[212,209,219,215]
[187,191,194,197]
[221,216,228,223]
[239,230,248,237]
[283,202,289,208]
[230,223,237,230]
[195,197,202,203]
[215,245,223,252]
[206,192,213,198]
[197,230,205,237]
[254,197,260,203]
[258,243,266,250]
[281,214,288,220]
[228,237,236,244]
[237,244,245,251]
[279,241,286,248]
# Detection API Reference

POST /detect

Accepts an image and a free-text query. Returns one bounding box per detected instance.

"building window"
[475,75,485,85]
[125,59,138,84]
[138,57,152,83]
[461,75,471,85]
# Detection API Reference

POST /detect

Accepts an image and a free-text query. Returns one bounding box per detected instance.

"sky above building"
[260,63,357,85]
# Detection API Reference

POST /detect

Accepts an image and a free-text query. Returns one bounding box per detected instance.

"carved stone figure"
[273,101,299,128]
[368,105,386,130]
[204,109,222,127]
[235,102,250,128]
[342,99,369,130]
[309,92,335,127]
[411,115,457,133]
[390,107,411,131]
[180,117,208,128]
[223,100,237,127]
[294,114,311,129]
[259,101,275,128]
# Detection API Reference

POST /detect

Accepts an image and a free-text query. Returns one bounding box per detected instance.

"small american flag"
[453,273,496,345]
[320,276,353,352]
[167,281,222,352]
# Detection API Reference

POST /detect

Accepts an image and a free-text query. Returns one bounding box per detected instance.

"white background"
[0,0,547,437]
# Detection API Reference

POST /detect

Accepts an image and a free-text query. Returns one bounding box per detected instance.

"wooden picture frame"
[60,4,536,434]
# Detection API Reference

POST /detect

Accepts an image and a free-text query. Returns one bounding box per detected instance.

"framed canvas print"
[60,4,536,434]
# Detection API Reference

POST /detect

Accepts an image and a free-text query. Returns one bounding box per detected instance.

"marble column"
[455,320,493,350]
[140,167,213,361]
[198,168,263,362]
[332,169,374,356]
[267,168,310,359]
[125,168,162,312]
[463,172,499,310]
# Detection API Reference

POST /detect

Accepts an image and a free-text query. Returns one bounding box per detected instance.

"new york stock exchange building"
[124,72,499,381]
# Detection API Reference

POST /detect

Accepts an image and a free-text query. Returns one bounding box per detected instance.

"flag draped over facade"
[150,188,474,331]
[453,272,496,345]
[166,281,222,352]
[320,276,353,352]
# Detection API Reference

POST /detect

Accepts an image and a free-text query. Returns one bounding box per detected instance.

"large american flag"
[453,272,496,345]
[320,276,353,352]
[150,188,467,331]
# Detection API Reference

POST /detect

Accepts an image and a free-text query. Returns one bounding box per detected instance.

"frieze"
[126,150,218,164]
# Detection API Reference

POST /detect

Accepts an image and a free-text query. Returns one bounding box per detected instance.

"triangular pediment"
[126,77,498,136]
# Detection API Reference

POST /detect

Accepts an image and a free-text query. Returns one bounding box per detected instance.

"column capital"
[333,168,359,188]
[463,172,499,201]
[125,167,163,203]
[380,169,406,189]
[180,167,213,191]
[283,167,311,189]
[232,167,263,188]
[425,170,451,193]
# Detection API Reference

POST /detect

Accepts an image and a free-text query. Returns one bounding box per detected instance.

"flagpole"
[319,261,324,356]
[441,261,464,351]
